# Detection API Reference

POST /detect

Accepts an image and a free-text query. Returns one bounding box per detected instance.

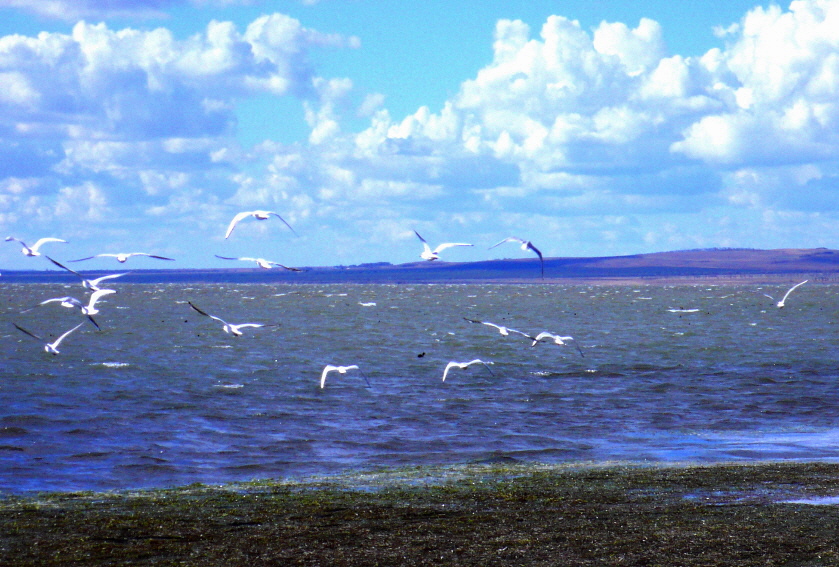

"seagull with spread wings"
[214,255,302,271]
[46,256,129,291]
[413,230,473,261]
[319,365,371,389]
[5,236,66,257]
[14,322,85,355]
[764,280,809,309]
[188,301,271,337]
[69,252,174,263]
[442,359,494,382]
[225,210,297,239]
[489,236,544,278]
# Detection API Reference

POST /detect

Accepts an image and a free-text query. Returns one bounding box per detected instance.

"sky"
[2,0,839,270]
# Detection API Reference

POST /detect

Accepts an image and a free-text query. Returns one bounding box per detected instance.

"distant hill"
[3,248,839,284]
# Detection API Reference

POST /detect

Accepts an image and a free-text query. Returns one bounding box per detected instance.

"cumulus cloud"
[329,0,839,230]
[5,2,839,269]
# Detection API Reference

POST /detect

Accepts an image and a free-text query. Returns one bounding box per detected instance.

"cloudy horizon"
[2,0,838,270]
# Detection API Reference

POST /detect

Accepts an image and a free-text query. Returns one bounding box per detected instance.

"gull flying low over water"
[14,322,85,355]
[46,256,129,291]
[215,255,302,271]
[764,280,809,308]
[463,318,535,340]
[530,332,585,357]
[413,230,473,261]
[188,301,270,336]
[489,236,544,278]
[5,236,66,257]
[319,365,370,389]
[69,252,174,264]
[38,289,116,329]
[442,359,494,382]
[225,210,297,239]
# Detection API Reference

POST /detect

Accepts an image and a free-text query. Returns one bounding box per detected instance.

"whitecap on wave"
[213,383,244,389]
[94,362,130,368]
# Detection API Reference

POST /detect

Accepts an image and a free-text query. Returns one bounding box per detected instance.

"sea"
[2,281,839,494]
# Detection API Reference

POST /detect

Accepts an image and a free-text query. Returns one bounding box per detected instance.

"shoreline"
[3,461,839,565]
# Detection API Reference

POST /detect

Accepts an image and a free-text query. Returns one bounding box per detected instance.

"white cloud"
[6,2,839,269]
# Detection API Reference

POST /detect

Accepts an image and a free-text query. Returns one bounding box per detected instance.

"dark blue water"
[2,281,839,494]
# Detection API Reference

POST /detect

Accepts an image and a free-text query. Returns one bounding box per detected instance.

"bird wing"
[89,273,129,286]
[46,256,82,278]
[531,331,553,346]
[489,236,520,250]
[13,323,42,341]
[51,322,84,348]
[88,289,116,309]
[41,296,82,308]
[225,211,252,239]
[781,280,808,303]
[442,362,458,382]
[188,301,212,318]
[268,262,302,271]
[31,238,67,252]
[214,255,241,261]
[268,212,298,236]
[321,365,337,388]
[525,241,543,260]
[413,230,433,254]
[233,323,264,329]
[148,254,175,261]
[432,242,473,253]
[506,327,536,340]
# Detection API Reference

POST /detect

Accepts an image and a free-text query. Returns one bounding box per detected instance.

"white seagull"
[225,210,297,239]
[14,322,85,355]
[463,318,535,340]
[38,289,115,328]
[442,359,494,382]
[69,252,174,263]
[764,280,809,309]
[319,364,370,389]
[46,256,129,291]
[214,255,302,271]
[6,236,67,257]
[188,301,269,336]
[489,236,544,278]
[413,230,473,261]
[530,332,585,357]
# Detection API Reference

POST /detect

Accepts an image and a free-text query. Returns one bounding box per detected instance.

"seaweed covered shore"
[3,462,839,565]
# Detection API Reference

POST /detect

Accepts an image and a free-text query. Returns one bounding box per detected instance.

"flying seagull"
[5,236,66,257]
[14,322,85,355]
[46,256,129,291]
[188,301,269,336]
[530,332,585,357]
[489,236,544,278]
[463,318,535,340]
[319,364,370,389]
[413,230,473,261]
[214,255,302,271]
[69,252,174,263]
[764,280,809,309]
[225,210,297,239]
[442,359,494,382]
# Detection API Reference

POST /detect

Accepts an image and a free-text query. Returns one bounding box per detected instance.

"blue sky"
[2,0,838,270]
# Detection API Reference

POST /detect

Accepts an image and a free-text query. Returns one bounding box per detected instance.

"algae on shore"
[2,462,839,566]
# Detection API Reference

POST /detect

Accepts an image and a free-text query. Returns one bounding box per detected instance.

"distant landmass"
[3,248,839,284]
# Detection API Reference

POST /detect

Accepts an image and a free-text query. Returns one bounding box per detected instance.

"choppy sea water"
[2,281,839,494]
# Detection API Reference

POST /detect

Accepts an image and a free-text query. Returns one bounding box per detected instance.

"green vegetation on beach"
[3,462,839,565]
